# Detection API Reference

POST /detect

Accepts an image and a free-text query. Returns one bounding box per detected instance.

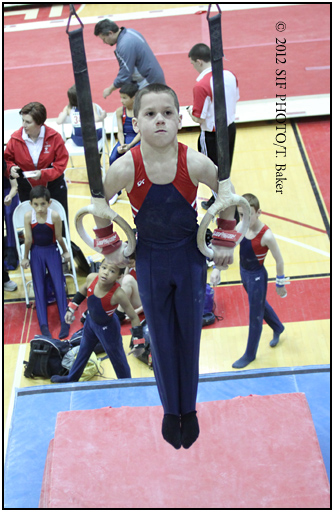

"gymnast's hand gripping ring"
[197,179,251,259]
[75,197,136,258]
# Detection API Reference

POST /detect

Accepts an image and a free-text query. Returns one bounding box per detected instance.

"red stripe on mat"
[296,118,330,215]
[262,211,327,234]
[4,277,329,344]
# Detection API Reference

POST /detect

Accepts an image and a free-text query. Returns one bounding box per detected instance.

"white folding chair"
[48,199,79,294]
[4,109,22,147]
[110,110,118,148]
[13,200,79,308]
[61,104,109,180]
[13,202,34,307]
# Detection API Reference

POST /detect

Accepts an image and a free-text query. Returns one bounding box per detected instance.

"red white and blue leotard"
[128,142,198,243]
[30,208,67,329]
[240,225,269,271]
[128,143,207,416]
[239,224,284,360]
[63,276,131,382]
[87,276,120,325]
[31,208,56,245]
[109,107,140,165]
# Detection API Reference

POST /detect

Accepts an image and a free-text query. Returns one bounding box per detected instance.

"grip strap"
[207,5,230,182]
[67,16,104,199]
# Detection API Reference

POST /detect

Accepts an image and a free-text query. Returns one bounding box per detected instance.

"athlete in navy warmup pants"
[238,227,284,364]
[240,264,284,361]
[30,223,67,331]
[129,144,207,417]
[52,279,131,382]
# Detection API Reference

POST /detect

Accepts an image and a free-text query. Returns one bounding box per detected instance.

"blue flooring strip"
[4,365,329,509]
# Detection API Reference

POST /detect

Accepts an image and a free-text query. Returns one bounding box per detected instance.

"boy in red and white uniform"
[188,43,239,210]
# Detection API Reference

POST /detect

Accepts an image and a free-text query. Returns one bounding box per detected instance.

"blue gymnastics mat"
[4,365,330,509]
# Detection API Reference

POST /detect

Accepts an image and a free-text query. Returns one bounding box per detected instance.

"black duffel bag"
[24,336,72,379]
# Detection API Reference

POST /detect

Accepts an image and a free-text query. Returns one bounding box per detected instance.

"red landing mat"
[39,393,329,509]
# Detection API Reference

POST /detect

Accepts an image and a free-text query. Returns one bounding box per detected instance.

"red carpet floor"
[4,277,329,344]
[4,4,330,116]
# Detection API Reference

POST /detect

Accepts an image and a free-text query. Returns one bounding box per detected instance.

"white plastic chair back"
[4,109,22,146]
[61,104,108,180]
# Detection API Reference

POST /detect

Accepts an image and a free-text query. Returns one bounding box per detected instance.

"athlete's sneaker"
[4,280,17,292]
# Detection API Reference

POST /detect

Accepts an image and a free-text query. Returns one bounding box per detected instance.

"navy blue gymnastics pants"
[66,312,131,381]
[240,264,284,359]
[136,236,207,416]
[30,244,67,328]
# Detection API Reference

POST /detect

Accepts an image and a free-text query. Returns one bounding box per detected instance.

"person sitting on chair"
[109,83,141,205]
[21,186,70,339]
[57,84,107,149]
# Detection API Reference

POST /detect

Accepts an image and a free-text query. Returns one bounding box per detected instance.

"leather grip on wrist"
[212,219,241,247]
[93,223,122,255]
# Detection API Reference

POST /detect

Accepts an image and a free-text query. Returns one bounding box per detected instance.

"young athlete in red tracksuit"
[51,260,143,383]
[94,84,240,449]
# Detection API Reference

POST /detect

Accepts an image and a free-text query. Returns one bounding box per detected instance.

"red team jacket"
[4,126,69,188]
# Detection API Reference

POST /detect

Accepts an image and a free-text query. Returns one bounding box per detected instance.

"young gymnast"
[211,193,286,368]
[115,256,143,322]
[51,260,143,383]
[56,84,107,147]
[109,83,141,165]
[21,186,70,338]
[94,84,239,449]
[109,83,141,205]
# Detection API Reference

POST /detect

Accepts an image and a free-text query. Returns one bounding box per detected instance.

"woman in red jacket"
[4,102,69,219]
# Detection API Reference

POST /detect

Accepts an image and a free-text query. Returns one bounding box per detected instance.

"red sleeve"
[4,134,22,177]
[192,83,207,119]
[39,131,69,182]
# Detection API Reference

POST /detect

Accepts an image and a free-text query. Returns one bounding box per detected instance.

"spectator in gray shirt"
[94,19,166,99]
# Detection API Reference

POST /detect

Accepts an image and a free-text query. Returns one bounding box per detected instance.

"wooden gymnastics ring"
[75,198,136,257]
[197,179,250,260]
[197,5,250,261]
[67,5,136,258]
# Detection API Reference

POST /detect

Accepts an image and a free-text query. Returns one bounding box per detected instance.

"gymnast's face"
[30,197,51,215]
[98,261,121,286]
[238,206,261,229]
[132,92,182,147]
[120,93,134,109]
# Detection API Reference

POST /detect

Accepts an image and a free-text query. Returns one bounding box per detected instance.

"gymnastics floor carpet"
[4,365,330,509]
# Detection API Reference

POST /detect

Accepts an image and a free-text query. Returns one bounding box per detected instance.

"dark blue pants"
[4,187,19,248]
[109,136,140,165]
[30,244,67,328]
[66,312,131,381]
[240,265,284,359]
[136,236,207,416]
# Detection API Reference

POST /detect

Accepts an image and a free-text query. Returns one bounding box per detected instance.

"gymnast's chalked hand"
[210,268,221,286]
[276,286,287,298]
[211,244,234,269]
[104,241,133,268]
